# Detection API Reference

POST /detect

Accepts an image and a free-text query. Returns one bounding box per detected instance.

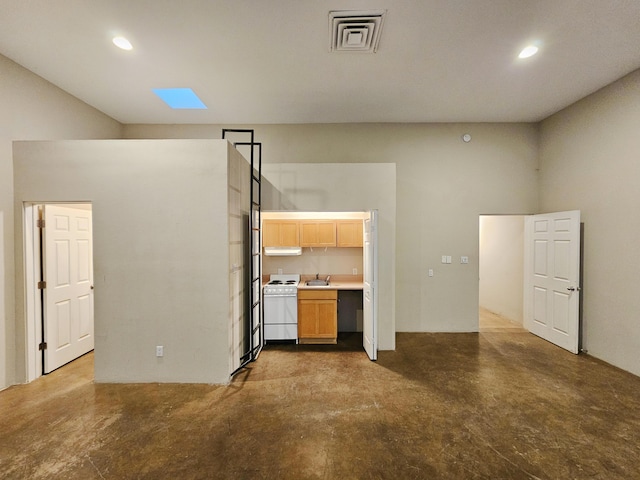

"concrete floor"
[1,324,640,479]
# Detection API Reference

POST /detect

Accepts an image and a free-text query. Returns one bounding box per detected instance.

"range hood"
[264,246,302,256]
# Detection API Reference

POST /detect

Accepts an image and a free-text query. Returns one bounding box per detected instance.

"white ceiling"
[1,0,639,124]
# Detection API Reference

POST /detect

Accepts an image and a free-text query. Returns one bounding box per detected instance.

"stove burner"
[269,280,283,285]
[285,280,297,285]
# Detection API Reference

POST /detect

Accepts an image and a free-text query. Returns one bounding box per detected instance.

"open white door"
[43,205,94,373]
[524,210,580,354]
[363,210,378,361]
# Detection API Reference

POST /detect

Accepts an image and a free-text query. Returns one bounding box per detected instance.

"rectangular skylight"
[152,88,207,109]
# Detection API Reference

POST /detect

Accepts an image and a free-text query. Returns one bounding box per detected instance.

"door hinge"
[37,281,46,289]
[38,342,47,351]
[37,219,45,228]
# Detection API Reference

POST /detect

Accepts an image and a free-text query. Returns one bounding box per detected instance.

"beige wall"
[539,69,640,376]
[14,140,233,384]
[3,49,637,385]
[125,123,540,335]
[3,53,638,384]
[479,215,525,323]
[264,248,363,277]
[0,54,121,389]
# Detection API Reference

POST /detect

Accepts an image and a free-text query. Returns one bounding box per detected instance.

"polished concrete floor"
[2,319,640,479]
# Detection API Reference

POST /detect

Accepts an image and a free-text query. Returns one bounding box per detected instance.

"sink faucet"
[315,273,319,280]
[326,275,331,284]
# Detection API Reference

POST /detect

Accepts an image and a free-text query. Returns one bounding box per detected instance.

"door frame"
[478,214,527,328]
[260,210,377,357]
[363,209,378,360]
[478,211,583,351]
[23,202,94,382]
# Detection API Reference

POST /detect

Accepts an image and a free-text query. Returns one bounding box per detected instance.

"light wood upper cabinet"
[263,218,362,248]
[336,220,363,247]
[299,220,336,247]
[262,220,300,247]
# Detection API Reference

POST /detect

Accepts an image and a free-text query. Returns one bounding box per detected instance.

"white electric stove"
[263,274,300,342]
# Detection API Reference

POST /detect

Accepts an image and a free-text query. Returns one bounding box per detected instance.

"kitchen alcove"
[262,211,366,337]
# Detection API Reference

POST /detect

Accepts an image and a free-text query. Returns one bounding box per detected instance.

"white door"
[363,210,378,361]
[524,210,581,353]
[43,205,94,373]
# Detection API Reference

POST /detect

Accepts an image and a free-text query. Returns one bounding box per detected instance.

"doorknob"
[567,286,581,291]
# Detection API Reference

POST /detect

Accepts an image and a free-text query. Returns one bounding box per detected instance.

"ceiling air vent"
[329,10,387,53]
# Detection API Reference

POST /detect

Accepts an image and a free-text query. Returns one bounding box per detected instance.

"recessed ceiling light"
[112,36,133,50]
[518,45,539,59]
[153,88,208,109]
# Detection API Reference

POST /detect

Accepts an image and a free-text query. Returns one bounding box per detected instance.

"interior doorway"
[24,203,94,381]
[478,215,526,331]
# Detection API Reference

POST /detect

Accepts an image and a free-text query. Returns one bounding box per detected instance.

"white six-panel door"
[363,210,378,361]
[43,205,94,373]
[524,210,581,354]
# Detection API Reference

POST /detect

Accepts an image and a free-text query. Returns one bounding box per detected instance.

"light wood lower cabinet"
[298,289,337,344]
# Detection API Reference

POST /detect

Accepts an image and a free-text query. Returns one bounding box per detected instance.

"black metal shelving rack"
[222,129,263,375]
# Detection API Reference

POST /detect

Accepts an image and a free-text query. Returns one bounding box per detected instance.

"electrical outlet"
[156,345,164,357]
[428,269,434,277]
[277,268,283,274]
[353,268,358,275]
[461,256,469,264]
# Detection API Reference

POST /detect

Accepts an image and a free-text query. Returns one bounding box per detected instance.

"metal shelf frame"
[222,129,263,376]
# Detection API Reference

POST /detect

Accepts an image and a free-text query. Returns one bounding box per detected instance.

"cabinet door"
[300,221,336,247]
[298,300,318,337]
[263,220,299,246]
[316,300,338,337]
[262,220,280,247]
[279,221,300,246]
[337,220,363,247]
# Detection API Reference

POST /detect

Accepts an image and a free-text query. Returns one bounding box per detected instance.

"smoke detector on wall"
[329,10,387,53]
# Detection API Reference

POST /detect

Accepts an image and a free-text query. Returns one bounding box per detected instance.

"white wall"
[0,54,121,389]
[125,123,539,335]
[479,215,525,323]
[539,68,640,376]
[14,140,233,384]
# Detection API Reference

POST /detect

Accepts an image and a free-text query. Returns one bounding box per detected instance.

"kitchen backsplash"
[263,247,363,275]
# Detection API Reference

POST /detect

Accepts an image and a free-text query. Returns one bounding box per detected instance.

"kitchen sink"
[306,280,330,286]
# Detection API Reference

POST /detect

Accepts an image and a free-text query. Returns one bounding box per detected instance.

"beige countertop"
[297,274,363,291]
[297,281,363,291]
[262,274,363,290]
